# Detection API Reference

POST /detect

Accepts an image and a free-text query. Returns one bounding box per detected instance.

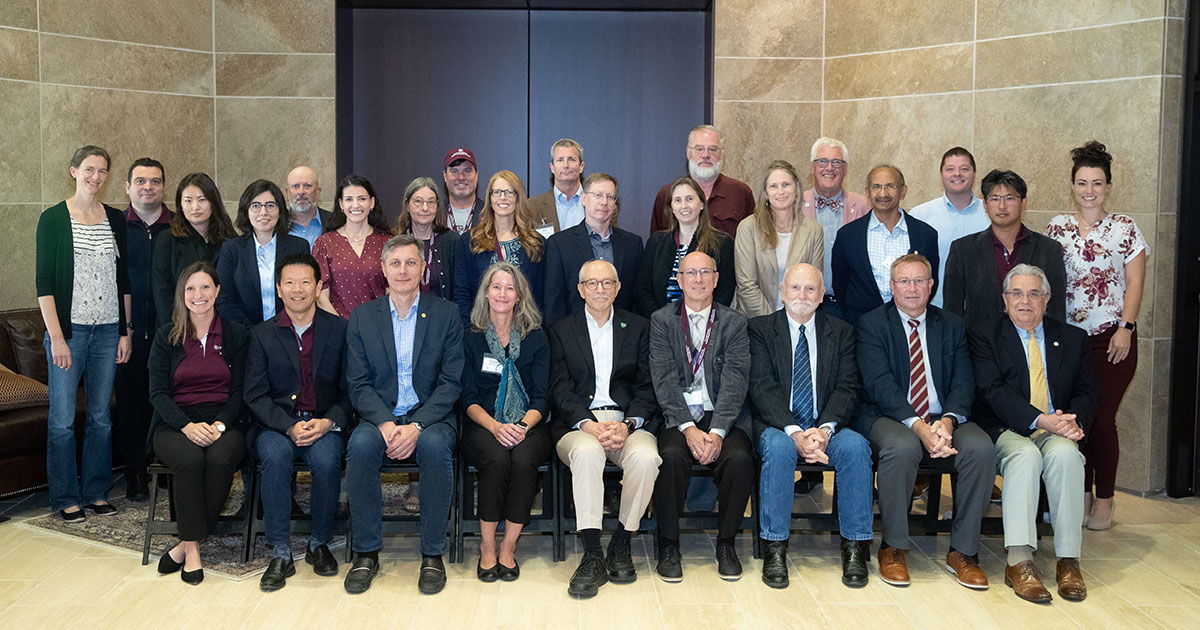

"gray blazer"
[649,301,750,434]
[942,227,1066,328]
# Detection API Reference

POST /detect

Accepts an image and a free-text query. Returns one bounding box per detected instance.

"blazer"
[147,317,249,440]
[460,327,550,420]
[967,316,1097,442]
[649,301,750,434]
[747,310,860,441]
[732,213,825,318]
[345,294,464,429]
[452,234,546,324]
[425,229,460,300]
[244,309,352,436]
[800,189,872,225]
[855,302,974,435]
[830,210,940,325]
[636,229,735,317]
[527,188,566,233]
[216,233,311,326]
[943,228,1067,328]
[152,232,222,328]
[542,222,643,324]
[547,308,660,443]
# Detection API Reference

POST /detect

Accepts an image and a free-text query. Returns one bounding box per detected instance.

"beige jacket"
[733,212,825,317]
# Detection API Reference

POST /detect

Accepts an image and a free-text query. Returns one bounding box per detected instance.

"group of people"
[33,125,1144,605]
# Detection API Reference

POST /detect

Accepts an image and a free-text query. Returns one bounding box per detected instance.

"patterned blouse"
[311,231,389,319]
[1044,213,1148,336]
[69,218,119,325]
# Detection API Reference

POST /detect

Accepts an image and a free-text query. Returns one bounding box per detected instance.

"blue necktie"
[792,325,814,429]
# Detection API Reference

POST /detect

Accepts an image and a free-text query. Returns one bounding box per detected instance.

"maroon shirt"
[174,317,229,407]
[277,310,316,412]
[649,173,755,238]
[990,225,1033,287]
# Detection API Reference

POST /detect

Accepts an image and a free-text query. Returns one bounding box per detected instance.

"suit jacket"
[152,232,222,328]
[855,302,973,435]
[636,229,735,317]
[542,222,643,324]
[649,301,750,434]
[732,213,825,318]
[747,310,860,441]
[452,233,545,324]
[216,233,311,325]
[800,189,872,225]
[345,294,465,428]
[943,228,1067,328]
[244,309,352,436]
[422,228,460,300]
[547,308,660,443]
[967,316,1097,442]
[147,317,249,440]
[526,188,571,233]
[831,211,940,325]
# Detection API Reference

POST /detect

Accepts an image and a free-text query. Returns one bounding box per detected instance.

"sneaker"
[605,535,637,584]
[656,543,683,582]
[567,551,608,598]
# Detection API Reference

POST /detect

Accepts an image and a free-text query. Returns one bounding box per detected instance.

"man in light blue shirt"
[910,148,989,307]
[286,166,330,250]
[527,138,586,235]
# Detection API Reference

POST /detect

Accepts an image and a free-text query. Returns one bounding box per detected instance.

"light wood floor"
[2,479,1199,630]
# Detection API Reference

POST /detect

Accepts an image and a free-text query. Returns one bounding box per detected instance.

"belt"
[592,405,622,412]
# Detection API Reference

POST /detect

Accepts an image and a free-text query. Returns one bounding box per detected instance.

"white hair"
[810,137,849,162]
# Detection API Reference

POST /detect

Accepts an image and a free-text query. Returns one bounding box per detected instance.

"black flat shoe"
[477,559,499,583]
[82,502,117,516]
[305,544,338,577]
[419,555,447,594]
[260,557,296,592]
[59,509,85,523]
[181,567,204,585]
[497,560,519,582]
[158,550,183,575]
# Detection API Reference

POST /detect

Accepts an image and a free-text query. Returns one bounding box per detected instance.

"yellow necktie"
[1027,331,1049,414]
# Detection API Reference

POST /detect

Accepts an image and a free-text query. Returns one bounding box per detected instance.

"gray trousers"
[996,429,1084,558]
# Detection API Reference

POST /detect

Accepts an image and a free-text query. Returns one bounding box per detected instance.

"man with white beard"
[648,125,754,238]
[286,165,331,250]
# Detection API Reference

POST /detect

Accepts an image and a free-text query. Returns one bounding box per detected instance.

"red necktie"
[907,318,929,420]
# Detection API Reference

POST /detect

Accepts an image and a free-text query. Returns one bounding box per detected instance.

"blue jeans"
[256,428,346,559]
[45,324,119,511]
[346,420,455,556]
[758,426,873,541]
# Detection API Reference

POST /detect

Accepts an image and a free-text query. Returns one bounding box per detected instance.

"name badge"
[535,224,556,239]
[683,388,705,406]
[481,355,503,375]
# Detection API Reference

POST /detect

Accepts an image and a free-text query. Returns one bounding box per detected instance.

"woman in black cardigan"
[149,261,249,585]
[152,173,237,327]
[396,176,459,300]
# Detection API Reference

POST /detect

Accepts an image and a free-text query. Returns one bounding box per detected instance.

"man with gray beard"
[648,125,754,237]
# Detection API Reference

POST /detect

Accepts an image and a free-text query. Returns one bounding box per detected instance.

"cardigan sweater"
[35,201,131,339]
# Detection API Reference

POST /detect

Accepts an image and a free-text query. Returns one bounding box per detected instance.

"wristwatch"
[412,422,425,432]
[624,419,638,434]
[514,420,529,431]
[819,425,834,440]
[1119,321,1136,332]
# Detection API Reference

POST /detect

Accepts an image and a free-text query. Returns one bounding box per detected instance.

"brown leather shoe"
[945,550,988,590]
[1004,560,1052,603]
[1056,558,1087,601]
[877,546,910,586]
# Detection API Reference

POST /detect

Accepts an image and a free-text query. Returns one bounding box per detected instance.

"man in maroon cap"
[442,147,482,235]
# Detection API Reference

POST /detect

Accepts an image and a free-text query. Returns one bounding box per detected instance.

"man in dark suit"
[543,173,644,324]
[342,234,464,595]
[856,253,994,590]
[968,264,1094,603]
[831,164,940,325]
[748,263,873,589]
[943,170,1066,327]
[649,251,754,583]
[285,165,332,250]
[245,253,351,592]
[549,260,660,598]
[527,138,586,235]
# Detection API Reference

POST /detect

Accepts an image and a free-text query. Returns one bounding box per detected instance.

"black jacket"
[152,232,222,328]
[942,227,1066,328]
[147,317,249,445]
[636,229,734,317]
[542,223,643,325]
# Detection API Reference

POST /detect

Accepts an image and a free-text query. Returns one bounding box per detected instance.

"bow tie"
[816,196,840,210]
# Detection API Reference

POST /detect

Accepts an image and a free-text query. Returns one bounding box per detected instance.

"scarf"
[486,321,528,424]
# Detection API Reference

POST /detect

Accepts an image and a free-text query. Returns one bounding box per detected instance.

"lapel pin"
[421,313,426,318]
[1053,341,1059,347]
[620,322,627,328]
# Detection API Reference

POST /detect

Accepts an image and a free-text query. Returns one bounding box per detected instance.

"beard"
[784,298,818,320]
[290,199,315,215]
[688,159,721,180]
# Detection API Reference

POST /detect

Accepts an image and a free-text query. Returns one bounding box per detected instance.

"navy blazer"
[967,316,1097,442]
[855,302,974,436]
[216,233,311,325]
[542,223,643,325]
[345,294,464,429]
[830,211,940,325]
[147,318,249,443]
[244,309,352,436]
[452,234,546,324]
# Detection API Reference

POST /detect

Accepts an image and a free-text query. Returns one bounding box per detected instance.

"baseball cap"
[443,147,476,169]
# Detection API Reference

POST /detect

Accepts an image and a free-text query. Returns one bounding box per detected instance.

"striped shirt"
[69,218,119,325]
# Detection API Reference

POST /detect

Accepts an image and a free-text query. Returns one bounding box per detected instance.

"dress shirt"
[866,212,912,303]
[897,307,964,428]
[554,184,584,231]
[389,294,421,417]
[677,304,723,437]
[277,310,316,412]
[289,210,323,250]
[784,311,836,436]
[570,308,646,431]
[814,190,846,289]
[910,194,988,307]
[1014,322,1055,429]
[256,236,277,321]
[585,222,615,263]
[990,225,1033,289]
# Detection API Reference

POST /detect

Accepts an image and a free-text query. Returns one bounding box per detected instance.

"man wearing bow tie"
[800,137,872,320]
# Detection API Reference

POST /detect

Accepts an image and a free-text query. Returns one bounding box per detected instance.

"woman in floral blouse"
[1044,141,1147,531]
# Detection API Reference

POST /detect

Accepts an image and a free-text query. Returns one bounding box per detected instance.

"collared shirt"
[783,311,836,436]
[389,294,421,417]
[990,225,1033,289]
[814,190,846,288]
[289,209,324,250]
[277,310,316,412]
[174,317,229,407]
[1014,322,1054,429]
[866,212,912,302]
[585,307,617,411]
[910,194,988,307]
[584,222,614,263]
[897,307,964,428]
[678,303,724,437]
[256,236,277,321]
[554,183,584,231]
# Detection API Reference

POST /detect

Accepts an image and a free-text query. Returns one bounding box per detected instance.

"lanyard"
[448,205,473,233]
[680,304,716,378]
[421,234,434,288]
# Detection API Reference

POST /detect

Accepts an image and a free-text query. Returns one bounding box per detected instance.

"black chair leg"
[142,470,161,565]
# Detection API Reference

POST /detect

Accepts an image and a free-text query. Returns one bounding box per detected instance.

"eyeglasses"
[1004,289,1047,300]
[588,191,616,203]
[579,279,617,290]
[688,144,722,155]
[680,268,716,279]
[248,201,279,213]
[813,158,846,169]
[868,183,899,192]
[410,198,438,208]
[892,277,930,287]
[986,195,1023,205]
[491,189,517,199]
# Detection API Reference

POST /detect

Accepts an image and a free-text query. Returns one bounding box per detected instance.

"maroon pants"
[1084,325,1138,498]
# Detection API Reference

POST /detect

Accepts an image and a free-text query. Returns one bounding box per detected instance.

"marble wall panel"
[0,81,43,204]
[1152,213,1176,338]
[0,205,44,309]
[714,58,821,102]
[714,0,823,58]
[1115,338,1154,492]
[214,0,334,54]
[825,0,972,56]
[39,0,212,51]
[1148,338,1172,491]
[824,44,972,101]
[976,0,1163,39]
[976,21,1163,90]
[216,53,336,98]
[40,33,213,96]
[1165,18,1184,75]
[972,78,1162,217]
[0,1,38,29]
[711,101,821,189]
[0,28,38,81]
[820,93,972,205]
[214,97,335,209]
[1160,77,1182,215]
[39,84,215,205]
[1168,0,1185,17]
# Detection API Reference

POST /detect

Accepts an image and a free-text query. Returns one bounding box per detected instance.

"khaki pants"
[556,410,661,531]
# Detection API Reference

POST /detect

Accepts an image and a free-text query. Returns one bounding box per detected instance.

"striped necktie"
[907,318,929,420]
[792,325,814,429]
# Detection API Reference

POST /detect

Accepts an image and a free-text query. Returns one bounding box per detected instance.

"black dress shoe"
[761,541,789,588]
[419,555,447,594]
[656,543,683,582]
[157,550,183,575]
[567,551,608,598]
[126,474,149,502]
[841,539,870,588]
[497,559,519,582]
[260,557,296,592]
[82,502,117,516]
[305,544,338,577]
[181,567,204,585]
[344,556,379,594]
[715,541,742,581]
[59,508,85,523]
[477,559,499,582]
[605,535,637,584]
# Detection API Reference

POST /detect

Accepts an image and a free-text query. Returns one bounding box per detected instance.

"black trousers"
[653,423,754,542]
[460,421,552,525]
[152,404,246,541]
[114,333,153,479]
